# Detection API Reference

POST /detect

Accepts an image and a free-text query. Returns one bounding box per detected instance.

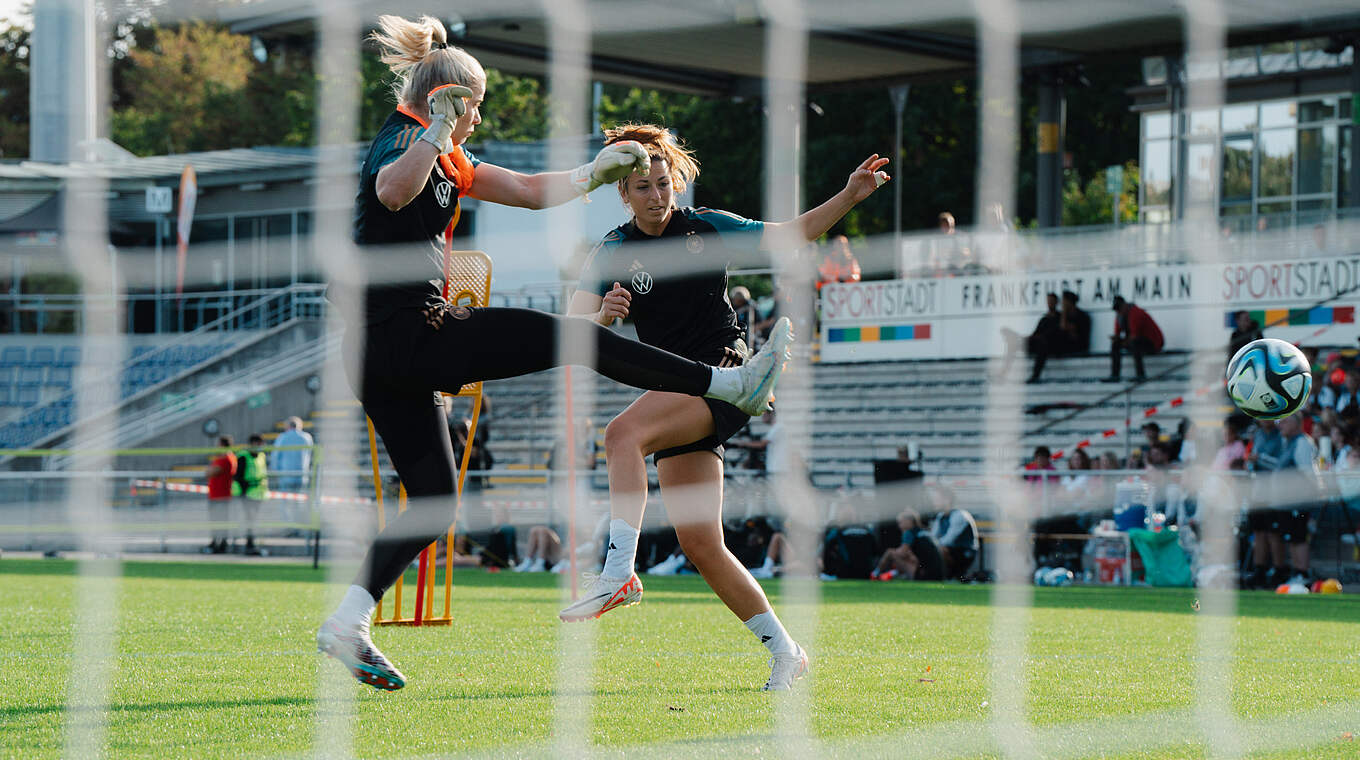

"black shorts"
[1246,508,1310,544]
[653,396,749,463]
[652,344,750,463]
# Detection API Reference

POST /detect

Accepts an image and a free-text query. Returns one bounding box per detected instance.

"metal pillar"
[890,85,910,256]
[1349,41,1360,209]
[1036,68,1063,228]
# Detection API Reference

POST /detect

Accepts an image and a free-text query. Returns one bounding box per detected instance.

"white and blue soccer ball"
[1226,338,1312,420]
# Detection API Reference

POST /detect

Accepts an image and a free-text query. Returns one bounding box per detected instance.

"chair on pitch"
[369,250,492,626]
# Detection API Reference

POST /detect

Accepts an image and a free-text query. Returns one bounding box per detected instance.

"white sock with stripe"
[744,610,797,656]
[601,518,640,579]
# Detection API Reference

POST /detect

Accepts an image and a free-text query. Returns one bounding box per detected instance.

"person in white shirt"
[270,416,314,526]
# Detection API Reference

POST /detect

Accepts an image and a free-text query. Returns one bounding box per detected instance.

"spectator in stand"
[1141,422,1164,457]
[1104,296,1164,383]
[997,292,1058,381]
[1211,420,1247,471]
[1060,448,1095,510]
[204,435,237,555]
[1024,446,1058,484]
[1319,365,1360,418]
[729,286,758,348]
[1228,310,1263,360]
[816,235,862,291]
[1099,451,1121,471]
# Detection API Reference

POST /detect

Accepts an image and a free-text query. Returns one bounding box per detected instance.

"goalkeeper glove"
[419,84,474,152]
[569,140,650,197]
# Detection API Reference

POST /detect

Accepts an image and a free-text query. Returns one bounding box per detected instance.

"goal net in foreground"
[2,1,1358,757]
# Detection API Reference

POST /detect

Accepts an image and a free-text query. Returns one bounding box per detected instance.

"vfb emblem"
[434,180,453,208]
[631,271,653,294]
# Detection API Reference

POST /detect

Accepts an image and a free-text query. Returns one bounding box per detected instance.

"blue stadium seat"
[28,346,55,366]
[148,366,167,384]
[0,346,24,367]
[16,386,39,406]
[0,366,13,386]
[57,346,80,367]
[46,367,72,387]
[17,366,43,387]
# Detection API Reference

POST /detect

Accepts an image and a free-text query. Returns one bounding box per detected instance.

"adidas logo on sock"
[761,635,772,643]
[609,543,617,550]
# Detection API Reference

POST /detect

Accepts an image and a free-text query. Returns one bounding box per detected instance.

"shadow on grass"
[1,695,312,723]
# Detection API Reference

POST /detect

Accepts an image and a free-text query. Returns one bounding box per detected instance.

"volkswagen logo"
[434,180,453,208]
[631,271,653,294]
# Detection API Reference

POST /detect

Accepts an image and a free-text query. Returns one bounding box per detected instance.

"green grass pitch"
[3,558,1358,758]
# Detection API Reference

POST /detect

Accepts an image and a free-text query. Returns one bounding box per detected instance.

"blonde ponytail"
[369,15,485,107]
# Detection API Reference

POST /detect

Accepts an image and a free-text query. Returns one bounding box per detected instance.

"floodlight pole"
[890,85,910,266]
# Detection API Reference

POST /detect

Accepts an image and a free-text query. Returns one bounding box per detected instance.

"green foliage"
[1062,161,1141,226]
[0,20,29,158]
[110,22,254,155]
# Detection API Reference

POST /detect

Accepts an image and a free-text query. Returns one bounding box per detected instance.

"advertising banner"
[819,256,1360,362]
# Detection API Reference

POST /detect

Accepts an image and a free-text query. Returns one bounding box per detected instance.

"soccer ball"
[1225,338,1312,420]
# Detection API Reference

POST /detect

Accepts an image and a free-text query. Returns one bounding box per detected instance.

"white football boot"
[558,572,643,622]
[724,317,793,416]
[762,644,809,692]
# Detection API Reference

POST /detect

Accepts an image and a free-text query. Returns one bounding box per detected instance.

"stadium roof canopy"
[220,0,1360,95]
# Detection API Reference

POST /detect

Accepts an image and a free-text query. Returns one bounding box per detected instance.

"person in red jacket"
[204,435,237,554]
[1105,296,1164,382]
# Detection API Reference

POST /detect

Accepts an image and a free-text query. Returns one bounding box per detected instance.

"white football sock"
[760,555,776,573]
[601,518,640,579]
[333,585,376,629]
[705,366,743,402]
[744,610,797,656]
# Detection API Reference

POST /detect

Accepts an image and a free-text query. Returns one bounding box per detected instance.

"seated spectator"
[997,292,1059,381]
[928,493,979,580]
[1103,296,1164,383]
[450,415,494,491]
[871,510,943,581]
[1211,420,1247,471]
[1228,310,1263,360]
[1024,446,1058,484]
[1319,365,1360,417]
[816,234,862,291]
[729,286,758,347]
[513,525,562,573]
[1060,448,1095,509]
[1099,451,1121,471]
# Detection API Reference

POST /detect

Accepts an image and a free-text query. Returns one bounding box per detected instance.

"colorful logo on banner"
[828,323,932,343]
[1223,306,1354,328]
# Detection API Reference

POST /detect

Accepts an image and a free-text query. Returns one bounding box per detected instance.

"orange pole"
[564,367,579,600]
[366,417,386,621]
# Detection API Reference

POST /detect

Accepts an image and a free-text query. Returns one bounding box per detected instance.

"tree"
[0,20,29,158]
[111,22,253,155]
[1061,161,1139,226]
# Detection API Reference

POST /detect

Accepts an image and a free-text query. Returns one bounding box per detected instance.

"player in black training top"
[316,15,796,693]
[559,123,890,692]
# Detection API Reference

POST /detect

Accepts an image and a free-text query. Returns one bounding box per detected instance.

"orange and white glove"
[570,140,650,197]
[419,84,474,152]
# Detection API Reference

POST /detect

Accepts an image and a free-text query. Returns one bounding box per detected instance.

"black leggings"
[347,307,712,600]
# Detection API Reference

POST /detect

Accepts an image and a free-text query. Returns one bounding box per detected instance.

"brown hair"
[602,123,700,196]
[369,15,485,107]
